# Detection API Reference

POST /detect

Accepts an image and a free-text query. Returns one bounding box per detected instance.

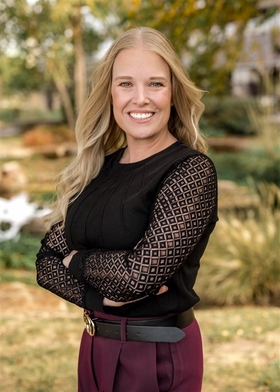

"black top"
[36,141,218,318]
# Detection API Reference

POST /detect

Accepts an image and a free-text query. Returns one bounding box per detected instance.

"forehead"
[112,48,170,77]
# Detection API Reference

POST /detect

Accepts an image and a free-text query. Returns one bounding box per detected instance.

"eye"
[150,82,164,87]
[119,82,131,87]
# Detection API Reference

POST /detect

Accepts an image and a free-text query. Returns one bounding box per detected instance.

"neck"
[120,133,177,163]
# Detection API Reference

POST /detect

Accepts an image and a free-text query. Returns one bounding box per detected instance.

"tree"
[1,0,275,124]
[0,0,35,98]
[0,0,74,123]
[0,0,114,128]
[115,0,272,94]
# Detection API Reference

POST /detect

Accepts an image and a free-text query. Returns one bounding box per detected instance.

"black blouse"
[36,141,218,317]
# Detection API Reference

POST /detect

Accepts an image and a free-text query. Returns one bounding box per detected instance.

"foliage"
[208,150,248,183]
[209,148,280,187]
[245,98,280,186]
[0,232,42,270]
[19,109,63,122]
[0,55,43,96]
[0,0,115,127]
[244,147,280,186]
[1,0,275,112]
[207,95,280,187]
[246,97,280,181]
[116,0,270,94]
[201,95,256,136]
[198,183,280,306]
[0,108,20,123]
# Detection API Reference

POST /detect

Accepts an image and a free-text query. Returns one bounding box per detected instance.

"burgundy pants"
[78,311,203,392]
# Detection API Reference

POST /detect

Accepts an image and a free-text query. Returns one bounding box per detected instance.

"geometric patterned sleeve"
[35,223,87,308]
[69,154,218,302]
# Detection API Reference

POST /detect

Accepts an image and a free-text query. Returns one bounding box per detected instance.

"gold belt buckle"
[83,311,97,337]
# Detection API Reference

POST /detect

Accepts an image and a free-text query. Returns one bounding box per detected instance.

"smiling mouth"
[129,112,154,120]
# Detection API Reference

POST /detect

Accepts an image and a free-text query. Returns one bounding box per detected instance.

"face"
[111,48,172,145]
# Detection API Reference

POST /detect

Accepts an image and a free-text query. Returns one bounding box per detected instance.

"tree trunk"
[53,72,76,130]
[71,8,87,115]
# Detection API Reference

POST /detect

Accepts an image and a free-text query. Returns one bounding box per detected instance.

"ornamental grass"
[198,182,280,306]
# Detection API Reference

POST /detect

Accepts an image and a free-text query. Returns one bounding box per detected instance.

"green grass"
[0,270,279,392]
[0,269,37,286]
[199,307,280,391]
[0,315,81,392]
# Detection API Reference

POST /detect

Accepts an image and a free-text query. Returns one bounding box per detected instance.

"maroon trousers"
[78,311,203,392]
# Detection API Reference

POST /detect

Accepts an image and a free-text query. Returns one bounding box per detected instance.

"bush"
[245,148,280,186]
[208,97,280,186]
[0,233,42,270]
[201,96,256,136]
[198,183,280,306]
[209,148,280,187]
[0,108,20,123]
[246,101,280,185]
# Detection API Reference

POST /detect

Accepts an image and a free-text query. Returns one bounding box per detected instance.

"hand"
[103,285,168,307]
[63,250,78,268]
[156,285,168,295]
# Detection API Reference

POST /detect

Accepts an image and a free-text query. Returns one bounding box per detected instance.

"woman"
[36,27,218,392]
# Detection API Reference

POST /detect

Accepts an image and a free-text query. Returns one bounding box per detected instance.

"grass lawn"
[0,270,279,392]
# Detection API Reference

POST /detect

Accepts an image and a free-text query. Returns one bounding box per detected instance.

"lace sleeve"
[70,154,218,302]
[36,223,86,308]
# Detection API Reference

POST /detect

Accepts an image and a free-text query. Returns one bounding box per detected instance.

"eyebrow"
[114,76,169,81]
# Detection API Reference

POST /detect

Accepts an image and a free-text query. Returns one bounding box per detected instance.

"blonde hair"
[46,27,207,228]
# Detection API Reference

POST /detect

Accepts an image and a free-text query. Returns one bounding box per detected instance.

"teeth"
[130,112,153,120]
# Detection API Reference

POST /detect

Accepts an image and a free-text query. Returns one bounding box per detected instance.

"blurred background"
[0,1,279,391]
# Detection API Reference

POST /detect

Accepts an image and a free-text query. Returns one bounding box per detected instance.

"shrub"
[209,149,280,187]
[198,183,280,306]
[204,95,279,186]
[201,95,256,136]
[246,101,280,186]
[0,108,20,123]
[208,151,249,184]
[208,97,280,186]
[0,232,42,270]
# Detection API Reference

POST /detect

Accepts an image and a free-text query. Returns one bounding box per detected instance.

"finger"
[156,285,168,295]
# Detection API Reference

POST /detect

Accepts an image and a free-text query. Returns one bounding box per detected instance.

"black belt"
[83,308,194,343]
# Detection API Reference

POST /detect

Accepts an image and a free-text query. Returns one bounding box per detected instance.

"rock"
[0,161,28,197]
[0,192,50,241]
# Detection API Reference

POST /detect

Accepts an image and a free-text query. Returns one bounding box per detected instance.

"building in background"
[232,0,280,100]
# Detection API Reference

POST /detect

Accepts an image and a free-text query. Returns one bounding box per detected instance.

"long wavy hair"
[46,27,207,228]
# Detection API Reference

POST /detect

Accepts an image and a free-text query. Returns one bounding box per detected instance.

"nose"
[132,85,149,105]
